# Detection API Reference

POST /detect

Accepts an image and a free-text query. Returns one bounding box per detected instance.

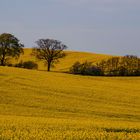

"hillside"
[0,66,140,139]
[12,48,111,71]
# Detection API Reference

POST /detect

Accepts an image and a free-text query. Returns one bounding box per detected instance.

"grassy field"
[0,65,140,139]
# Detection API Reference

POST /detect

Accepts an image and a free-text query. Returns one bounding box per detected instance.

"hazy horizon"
[0,0,140,56]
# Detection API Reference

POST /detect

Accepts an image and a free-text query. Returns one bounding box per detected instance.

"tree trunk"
[0,52,6,66]
[47,61,51,71]
[1,57,5,66]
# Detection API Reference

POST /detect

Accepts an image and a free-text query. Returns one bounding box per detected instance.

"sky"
[0,0,140,56]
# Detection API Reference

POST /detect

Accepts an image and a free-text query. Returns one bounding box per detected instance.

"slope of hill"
[0,67,140,139]
[12,48,111,71]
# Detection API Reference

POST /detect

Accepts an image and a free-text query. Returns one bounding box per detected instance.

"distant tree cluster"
[97,55,140,76]
[70,61,102,76]
[70,55,140,76]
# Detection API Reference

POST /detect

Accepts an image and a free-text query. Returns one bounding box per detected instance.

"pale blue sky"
[0,0,140,56]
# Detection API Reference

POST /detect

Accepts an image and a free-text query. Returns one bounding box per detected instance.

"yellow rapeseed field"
[11,48,112,71]
[0,50,140,139]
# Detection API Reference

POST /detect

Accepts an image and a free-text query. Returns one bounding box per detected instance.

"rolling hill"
[0,65,140,139]
[11,48,112,71]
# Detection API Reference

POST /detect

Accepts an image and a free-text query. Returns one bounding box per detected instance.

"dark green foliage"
[7,63,13,67]
[32,39,67,71]
[69,61,81,74]
[71,55,140,76]
[70,61,102,76]
[0,33,24,66]
[15,61,38,69]
[97,55,140,76]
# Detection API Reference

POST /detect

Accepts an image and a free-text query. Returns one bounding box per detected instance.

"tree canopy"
[32,39,67,71]
[0,33,24,66]
[97,55,140,76]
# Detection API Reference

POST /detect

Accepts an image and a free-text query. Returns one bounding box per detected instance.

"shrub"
[7,63,13,67]
[69,61,81,74]
[15,61,38,70]
[70,61,102,76]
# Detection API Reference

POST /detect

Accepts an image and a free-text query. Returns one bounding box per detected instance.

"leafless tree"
[32,39,67,71]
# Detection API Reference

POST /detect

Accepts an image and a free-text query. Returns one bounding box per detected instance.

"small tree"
[0,33,24,66]
[32,39,67,71]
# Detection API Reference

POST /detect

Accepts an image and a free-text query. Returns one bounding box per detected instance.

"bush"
[70,61,102,76]
[15,61,38,69]
[7,63,13,67]
[69,61,81,74]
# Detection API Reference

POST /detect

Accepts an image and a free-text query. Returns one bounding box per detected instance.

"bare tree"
[32,39,67,71]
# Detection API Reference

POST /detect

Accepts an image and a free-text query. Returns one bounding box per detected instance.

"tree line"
[70,55,140,76]
[0,33,140,76]
[97,55,140,76]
